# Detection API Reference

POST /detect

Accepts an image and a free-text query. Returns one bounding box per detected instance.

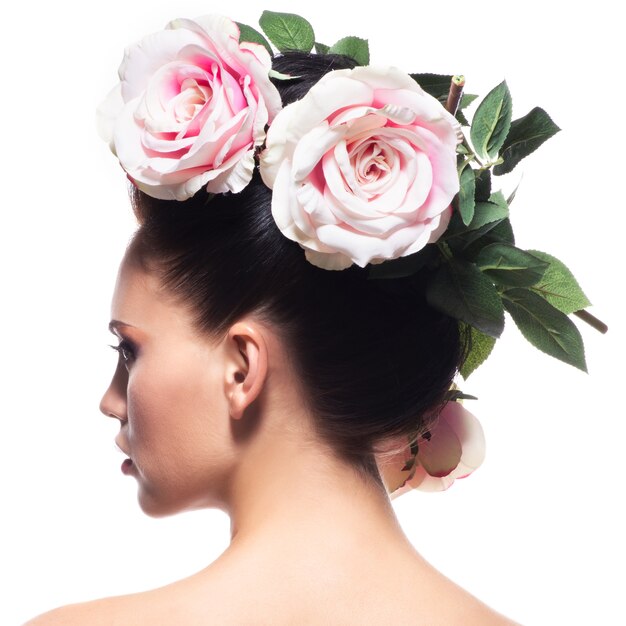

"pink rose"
[376,401,486,496]
[259,66,461,270]
[97,15,282,200]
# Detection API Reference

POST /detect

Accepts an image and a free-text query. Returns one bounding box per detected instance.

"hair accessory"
[259,65,462,271]
[97,14,282,200]
[377,398,486,497]
[98,9,606,497]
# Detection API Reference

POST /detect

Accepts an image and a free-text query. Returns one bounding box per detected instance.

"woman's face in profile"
[100,252,232,517]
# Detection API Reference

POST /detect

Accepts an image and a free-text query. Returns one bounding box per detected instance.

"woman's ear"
[224,321,269,420]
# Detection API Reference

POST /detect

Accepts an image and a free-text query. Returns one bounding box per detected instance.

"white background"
[1,1,623,624]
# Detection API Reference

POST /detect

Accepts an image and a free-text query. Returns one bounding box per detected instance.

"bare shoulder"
[22,594,150,626]
[405,565,523,626]
[321,550,524,626]
[21,568,238,626]
[23,598,117,626]
[22,554,522,626]
[21,582,198,626]
[450,593,522,626]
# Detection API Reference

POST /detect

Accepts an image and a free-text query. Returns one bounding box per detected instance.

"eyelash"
[110,339,136,364]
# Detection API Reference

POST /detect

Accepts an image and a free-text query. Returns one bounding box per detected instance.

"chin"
[137,486,217,518]
[137,488,186,518]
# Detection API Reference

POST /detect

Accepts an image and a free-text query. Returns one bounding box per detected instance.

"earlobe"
[226,322,268,420]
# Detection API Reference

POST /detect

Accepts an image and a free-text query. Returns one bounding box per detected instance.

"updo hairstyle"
[129,52,466,486]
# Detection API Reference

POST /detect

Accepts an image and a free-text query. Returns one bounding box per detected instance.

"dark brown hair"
[128,52,465,487]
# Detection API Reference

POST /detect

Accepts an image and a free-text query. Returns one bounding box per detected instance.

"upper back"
[24,553,521,626]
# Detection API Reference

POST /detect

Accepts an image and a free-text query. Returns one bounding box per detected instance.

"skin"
[24,250,520,626]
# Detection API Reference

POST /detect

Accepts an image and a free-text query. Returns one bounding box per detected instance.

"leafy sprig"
[237,10,606,377]
[371,75,607,375]
[238,11,370,66]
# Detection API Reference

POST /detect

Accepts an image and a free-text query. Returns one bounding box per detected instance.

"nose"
[100,359,128,423]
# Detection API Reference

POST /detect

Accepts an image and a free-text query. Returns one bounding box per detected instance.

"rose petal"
[259,98,301,187]
[206,148,254,194]
[261,65,460,267]
[119,28,204,102]
[296,181,340,226]
[411,472,457,492]
[293,75,374,136]
[292,123,345,182]
[418,416,463,477]
[314,220,427,268]
[96,84,124,150]
[348,65,425,92]
[100,13,281,200]
[272,162,328,247]
[426,206,452,245]
[439,402,486,473]
[304,249,354,271]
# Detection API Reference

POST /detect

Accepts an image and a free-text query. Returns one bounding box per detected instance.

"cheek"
[125,355,229,501]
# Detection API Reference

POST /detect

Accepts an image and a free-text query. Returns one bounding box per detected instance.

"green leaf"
[315,41,330,54]
[459,323,497,379]
[503,288,587,371]
[400,459,415,473]
[474,169,491,202]
[456,110,470,127]
[236,22,273,57]
[488,218,515,245]
[409,73,452,102]
[462,218,515,260]
[476,244,549,287]
[458,191,509,230]
[444,387,479,402]
[507,180,521,205]
[470,193,509,230]
[259,10,315,52]
[459,93,479,110]
[455,94,479,126]
[488,190,508,210]
[329,36,369,65]
[470,81,513,160]
[493,107,560,175]
[444,198,509,252]
[426,258,505,338]
[526,250,591,314]
[458,166,476,225]
[444,191,510,254]
[268,69,301,81]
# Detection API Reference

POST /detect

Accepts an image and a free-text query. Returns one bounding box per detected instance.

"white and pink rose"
[97,15,282,200]
[377,401,486,496]
[259,66,461,270]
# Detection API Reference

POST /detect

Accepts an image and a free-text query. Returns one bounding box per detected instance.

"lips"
[114,437,130,458]
[121,458,134,474]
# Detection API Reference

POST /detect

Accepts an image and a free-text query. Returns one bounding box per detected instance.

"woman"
[24,11,599,625]
[26,181,514,625]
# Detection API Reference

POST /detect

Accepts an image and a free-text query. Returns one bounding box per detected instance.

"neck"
[221,402,412,564]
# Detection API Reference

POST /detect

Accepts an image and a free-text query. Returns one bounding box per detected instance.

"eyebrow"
[109,320,135,333]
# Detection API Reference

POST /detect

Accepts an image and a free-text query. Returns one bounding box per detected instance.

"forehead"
[110,252,196,339]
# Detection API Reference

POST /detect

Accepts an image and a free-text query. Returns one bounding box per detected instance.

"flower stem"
[574,310,608,334]
[438,241,454,261]
[457,133,484,168]
[445,75,465,116]
[457,155,474,175]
